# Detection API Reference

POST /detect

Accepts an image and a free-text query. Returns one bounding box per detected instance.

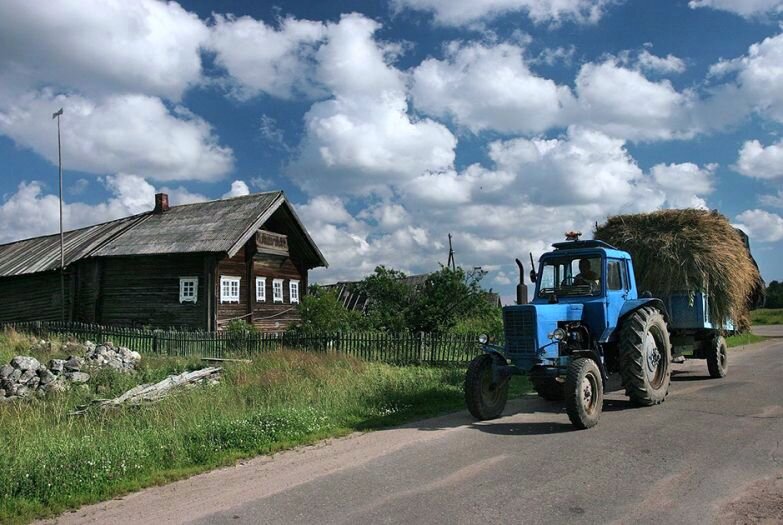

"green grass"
[0,329,530,524]
[750,308,783,326]
[726,332,767,348]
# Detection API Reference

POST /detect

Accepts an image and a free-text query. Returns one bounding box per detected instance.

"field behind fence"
[2,321,497,365]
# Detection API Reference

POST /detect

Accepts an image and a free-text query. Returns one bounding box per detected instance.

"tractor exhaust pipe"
[515,258,528,305]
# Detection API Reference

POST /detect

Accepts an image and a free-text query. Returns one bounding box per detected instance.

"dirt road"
[46,339,783,525]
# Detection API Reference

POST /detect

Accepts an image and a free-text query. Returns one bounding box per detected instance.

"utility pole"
[53,108,64,321]
[447,233,456,271]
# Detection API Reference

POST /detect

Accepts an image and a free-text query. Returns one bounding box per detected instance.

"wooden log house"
[0,192,327,332]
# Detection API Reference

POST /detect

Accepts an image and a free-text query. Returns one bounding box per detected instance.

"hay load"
[594,209,763,329]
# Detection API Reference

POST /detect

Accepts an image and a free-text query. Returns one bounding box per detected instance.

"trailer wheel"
[532,377,565,401]
[565,358,603,429]
[706,335,728,378]
[619,307,672,406]
[464,354,508,420]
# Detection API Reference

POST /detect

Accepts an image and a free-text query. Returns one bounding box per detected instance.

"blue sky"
[1,0,782,303]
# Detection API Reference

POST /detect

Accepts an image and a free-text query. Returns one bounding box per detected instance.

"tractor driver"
[574,258,600,289]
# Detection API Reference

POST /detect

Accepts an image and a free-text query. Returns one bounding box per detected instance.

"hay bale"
[594,209,763,326]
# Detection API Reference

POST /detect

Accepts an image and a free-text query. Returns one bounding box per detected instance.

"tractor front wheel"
[465,354,508,420]
[565,357,603,429]
[619,307,672,406]
[706,335,728,378]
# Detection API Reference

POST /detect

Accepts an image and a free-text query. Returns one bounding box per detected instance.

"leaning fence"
[1,321,499,365]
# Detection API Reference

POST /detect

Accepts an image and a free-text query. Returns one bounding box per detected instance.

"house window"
[256,277,266,302]
[272,279,284,303]
[179,277,198,304]
[220,276,241,303]
[290,280,300,304]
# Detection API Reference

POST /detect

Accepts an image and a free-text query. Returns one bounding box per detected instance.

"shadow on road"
[471,421,573,435]
[671,370,712,382]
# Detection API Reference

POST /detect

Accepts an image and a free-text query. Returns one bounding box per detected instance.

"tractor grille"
[503,308,536,356]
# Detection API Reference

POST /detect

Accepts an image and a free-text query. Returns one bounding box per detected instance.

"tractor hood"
[502,303,584,366]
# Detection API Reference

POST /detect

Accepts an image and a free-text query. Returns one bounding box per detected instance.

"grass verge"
[750,308,783,326]
[0,329,529,524]
[726,332,767,348]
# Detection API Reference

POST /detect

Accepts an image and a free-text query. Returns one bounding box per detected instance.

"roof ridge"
[166,190,283,210]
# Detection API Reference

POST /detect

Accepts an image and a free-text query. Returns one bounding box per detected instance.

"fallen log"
[71,367,222,415]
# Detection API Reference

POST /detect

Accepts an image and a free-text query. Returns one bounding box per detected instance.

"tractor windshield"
[538,256,602,297]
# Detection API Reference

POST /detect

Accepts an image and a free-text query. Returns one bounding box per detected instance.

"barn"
[0,192,327,332]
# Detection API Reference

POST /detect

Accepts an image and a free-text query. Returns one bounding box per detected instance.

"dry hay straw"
[594,209,762,326]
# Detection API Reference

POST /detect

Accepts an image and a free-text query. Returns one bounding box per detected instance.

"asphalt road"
[752,324,783,337]
[49,339,783,525]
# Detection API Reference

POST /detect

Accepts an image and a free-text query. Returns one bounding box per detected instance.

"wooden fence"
[2,321,497,365]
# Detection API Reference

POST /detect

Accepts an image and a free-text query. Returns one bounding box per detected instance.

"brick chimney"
[154,192,169,213]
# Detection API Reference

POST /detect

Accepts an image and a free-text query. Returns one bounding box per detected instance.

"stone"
[2,382,17,396]
[15,385,30,397]
[38,368,56,385]
[19,369,36,384]
[0,388,5,398]
[44,380,67,394]
[64,356,83,372]
[11,356,40,371]
[65,371,90,384]
[0,364,13,379]
[26,376,40,390]
[9,368,21,383]
[106,358,123,370]
[48,359,65,374]
[0,395,18,403]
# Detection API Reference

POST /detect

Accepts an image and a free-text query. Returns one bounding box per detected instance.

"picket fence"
[2,321,497,365]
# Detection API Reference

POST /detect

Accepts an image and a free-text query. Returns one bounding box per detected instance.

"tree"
[356,266,413,332]
[765,280,783,308]
[291,286,367,334]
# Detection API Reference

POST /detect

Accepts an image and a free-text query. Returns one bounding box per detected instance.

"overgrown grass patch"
[0,332,530,524]
[726,332,766,348]
[750,308,783,326]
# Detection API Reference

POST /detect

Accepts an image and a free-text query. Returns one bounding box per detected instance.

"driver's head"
[579,258,591,273]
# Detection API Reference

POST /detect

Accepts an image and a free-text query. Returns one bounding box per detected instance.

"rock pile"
[0,340,141,402]
[81,341,141,372]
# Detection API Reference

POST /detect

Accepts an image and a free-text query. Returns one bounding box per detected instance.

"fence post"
[418,331,425,364]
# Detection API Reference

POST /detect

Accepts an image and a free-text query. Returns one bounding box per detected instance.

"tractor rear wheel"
[464,354,508,420]
[532,377,565,401]
[706,335,728,378]
[619,307,672,406]
[565,358,603,429]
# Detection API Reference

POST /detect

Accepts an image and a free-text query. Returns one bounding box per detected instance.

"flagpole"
[53,108,64,321]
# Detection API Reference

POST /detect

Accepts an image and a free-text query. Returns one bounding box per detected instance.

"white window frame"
[256,276,266,302]
[179,277,198,304]
[289,279,300,304]
[272,278,284,303]
[220,276,241,304]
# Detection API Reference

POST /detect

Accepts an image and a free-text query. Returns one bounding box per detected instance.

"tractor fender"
[599,298,668,343]
[570,349,609,384]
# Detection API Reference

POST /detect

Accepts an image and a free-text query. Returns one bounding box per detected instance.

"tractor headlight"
[549,328,567,342]
[478,333,489,344]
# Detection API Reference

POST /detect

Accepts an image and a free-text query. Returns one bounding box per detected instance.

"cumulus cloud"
[734,138,783,179]
[760,190,783,208]
[208,14,326,99]
[0,90,234,181]
[0,0,207,100]
[735,209,783,242]
[391,0,614,26]
[650,162,714,208]
[572,60,696,140]
[286,13,456,196]
[689,0,783,17]
[637,50,687,74]
[410,42,574,133]
[222,180,251,198]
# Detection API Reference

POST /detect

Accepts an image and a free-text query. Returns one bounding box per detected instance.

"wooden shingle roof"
[0,191,327,277]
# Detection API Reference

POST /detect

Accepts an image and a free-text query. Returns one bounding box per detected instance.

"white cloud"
[735,138,783,179]
[410,42,574,133]
[689,0,783,17]
[760,190,783,208]
[650,162,714,208]
[637,50,686,74]
[735,209,783,242]
[208,15,326,100]
[392,0,614,26]
[573,60,696,140]
[287,13,456,195]
[222,180,250,198]
[0,0,207,100]
[0,90,234,181]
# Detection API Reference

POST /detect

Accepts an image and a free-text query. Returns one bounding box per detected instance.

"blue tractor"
[465,235,732,429]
